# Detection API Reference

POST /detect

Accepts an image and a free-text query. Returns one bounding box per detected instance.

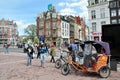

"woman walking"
[39,43,49,68]
[50,43,56,63]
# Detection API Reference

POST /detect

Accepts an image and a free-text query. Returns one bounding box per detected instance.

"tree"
[22,37,29,43]
[24,24,36,42]
[34,37,39,44]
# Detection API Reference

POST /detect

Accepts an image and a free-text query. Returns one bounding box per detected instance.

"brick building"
[36,7,61,46]
[0,18,18,44]
[36,6,86,46]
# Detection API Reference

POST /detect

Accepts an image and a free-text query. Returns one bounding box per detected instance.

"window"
[42,31,44,35]
[101,21,106,25]
[118,1,120,7]
[111,10,116,17]
[95,0,99,4]
[110,2,116,8]
[100,8,105,18]
[118,9,120,16]
[62,23,64,28]
[111,19,117,24]
[52,13,56,18]
[67,24,69,29]
[88,1,90,6]
[91,10,96,19]
[0,27,2,33]
[52,22,56,29]
[62,31,64,36]
[100,0,106,3]
[4,28,7,34]
[92,22,96,32]
[118,19,120,24]
[91,1,94,5]
[40,21,44,29]
[65,23,66,29]
[46,22,50,29]
[46,30,50,36]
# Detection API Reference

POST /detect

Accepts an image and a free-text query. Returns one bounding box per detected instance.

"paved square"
[0,53,120,80]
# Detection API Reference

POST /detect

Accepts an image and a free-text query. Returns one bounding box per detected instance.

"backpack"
[68,46,72,51]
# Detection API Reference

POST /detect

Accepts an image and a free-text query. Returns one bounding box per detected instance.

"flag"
[48,4,52,11]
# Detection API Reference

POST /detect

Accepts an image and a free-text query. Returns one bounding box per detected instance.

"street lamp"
[79,29,81,40]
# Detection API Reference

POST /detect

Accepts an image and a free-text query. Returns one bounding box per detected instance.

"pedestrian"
[68,41,78,62]
[39,43,49,68]
[24,43,28,53]
[50,43,56,63]
[4,43,9,54]
[26,44,34,66]
[37,43,42,59]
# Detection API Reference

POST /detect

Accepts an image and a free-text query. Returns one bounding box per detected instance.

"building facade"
[0,18,18,44]
[36,7,61,46]
[60,16,70,45]
[87,0,110,41]
[36,6,86,46]
[67,16,75,43]
[74,16,86,42]
[109,0,120,24]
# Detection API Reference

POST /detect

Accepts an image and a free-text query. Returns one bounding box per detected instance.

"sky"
[0,0,88,36]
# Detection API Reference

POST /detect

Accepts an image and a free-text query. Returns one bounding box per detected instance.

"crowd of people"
[24,40,81,68]
[24,41,56,68]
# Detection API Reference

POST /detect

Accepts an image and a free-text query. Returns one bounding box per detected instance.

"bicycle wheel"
[61,64,70,75]
[98,66,111,78]
[55,59,62,69]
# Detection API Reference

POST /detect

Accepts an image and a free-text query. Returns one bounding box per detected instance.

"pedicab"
[61,41,111,78]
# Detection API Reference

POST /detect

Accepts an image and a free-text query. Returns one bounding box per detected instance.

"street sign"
[38,35,45,40]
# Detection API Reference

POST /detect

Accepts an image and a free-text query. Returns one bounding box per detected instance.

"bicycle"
[55,48,70,69]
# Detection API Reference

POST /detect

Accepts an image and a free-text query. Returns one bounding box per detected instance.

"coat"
[50,48,56,57]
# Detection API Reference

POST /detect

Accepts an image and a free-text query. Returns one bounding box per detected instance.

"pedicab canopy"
[84,41,110,55]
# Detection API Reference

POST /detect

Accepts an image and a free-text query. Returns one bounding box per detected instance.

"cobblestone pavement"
[0,52,120,80]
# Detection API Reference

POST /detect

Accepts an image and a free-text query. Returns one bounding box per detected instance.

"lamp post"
[79,29,81,41]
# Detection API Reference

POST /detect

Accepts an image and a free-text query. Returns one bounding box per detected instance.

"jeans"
[27,53,32,66]
[5,48,9,53]
[40,53,46,66]
[50,56,55,63]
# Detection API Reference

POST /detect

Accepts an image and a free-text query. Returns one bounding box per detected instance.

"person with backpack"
[68,41,78,62]
[39,42,49,68]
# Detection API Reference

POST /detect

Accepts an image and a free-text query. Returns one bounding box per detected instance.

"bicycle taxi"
[61,41,111,78]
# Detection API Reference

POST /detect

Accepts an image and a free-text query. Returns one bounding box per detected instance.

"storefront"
[91,32,102,41]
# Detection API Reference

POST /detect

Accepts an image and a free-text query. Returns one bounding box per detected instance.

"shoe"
[40,65,43,67]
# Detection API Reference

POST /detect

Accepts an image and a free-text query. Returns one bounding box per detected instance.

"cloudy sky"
[0,0,88,35]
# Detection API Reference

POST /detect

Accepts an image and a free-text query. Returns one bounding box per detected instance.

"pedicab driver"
[69,41,78,62]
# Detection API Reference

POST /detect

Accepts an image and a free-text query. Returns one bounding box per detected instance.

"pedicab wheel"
[55,59,62,69]
[61,64,70,75]
[98,66,111,78]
